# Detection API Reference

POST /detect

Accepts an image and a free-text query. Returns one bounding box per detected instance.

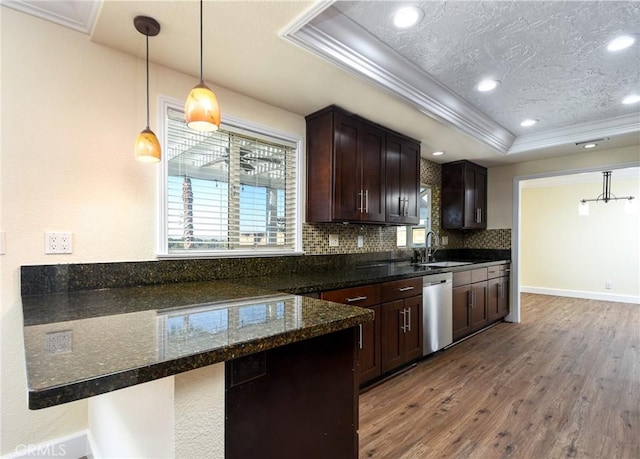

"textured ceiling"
[333,1,640,137]
[4,0,640,165]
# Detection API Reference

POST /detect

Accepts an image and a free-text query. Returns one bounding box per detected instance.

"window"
[397,185,432,247]
[160,100,302,256]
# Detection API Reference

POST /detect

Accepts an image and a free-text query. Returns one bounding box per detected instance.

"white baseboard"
[3,429,99,459]
[521,286,640,304]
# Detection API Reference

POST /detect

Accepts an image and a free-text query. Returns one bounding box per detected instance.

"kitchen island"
[21,278,372,458]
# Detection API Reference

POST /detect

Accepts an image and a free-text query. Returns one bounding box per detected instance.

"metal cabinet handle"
[476,208,482,223]
[365,189,369,213]
[358,324,363,349]
[399,309,407,332]
[398,286,414,292]
[346,296,367,303]
[468,290,473,309]
[358,190,364,213]
[406,308,411,332]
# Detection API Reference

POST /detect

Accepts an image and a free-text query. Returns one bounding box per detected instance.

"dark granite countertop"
[21,252,509,410]
[22,280,373,409]
[228,259,510,294]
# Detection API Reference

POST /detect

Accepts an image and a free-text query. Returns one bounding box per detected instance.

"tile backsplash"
[303,223,398,255]
[303,158,509,254]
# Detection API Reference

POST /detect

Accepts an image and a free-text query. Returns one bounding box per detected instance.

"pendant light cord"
[199,0,204,83]
[146,33,150,129]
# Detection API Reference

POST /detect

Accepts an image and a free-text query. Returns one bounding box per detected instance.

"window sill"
[157,250,305,260]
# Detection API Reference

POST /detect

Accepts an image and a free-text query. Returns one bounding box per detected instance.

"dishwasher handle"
[425,279,450,287]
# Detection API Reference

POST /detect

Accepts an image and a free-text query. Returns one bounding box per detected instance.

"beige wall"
[0,8,303,454]
[521,178,640,300]
[488,145,640,229]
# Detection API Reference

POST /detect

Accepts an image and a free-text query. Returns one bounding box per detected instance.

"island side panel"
[225,327,359,458]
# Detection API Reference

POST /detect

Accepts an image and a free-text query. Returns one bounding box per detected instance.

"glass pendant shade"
[135,128,161,163]
[185,82,220,131]
[134,16,161,163]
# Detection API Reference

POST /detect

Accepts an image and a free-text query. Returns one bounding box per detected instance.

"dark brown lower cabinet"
[225,328,358,459]
[452,284,472,340]
[453,264,511,342]
[380,295,422,373]
[469,282,488,331]
[488,275,510,322]
[321,285,381,385]
[359,304,382,383]
[452,268,488,341]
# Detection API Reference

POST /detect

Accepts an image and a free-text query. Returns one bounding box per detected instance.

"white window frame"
[157,96,303,258]
[397,185,432,248]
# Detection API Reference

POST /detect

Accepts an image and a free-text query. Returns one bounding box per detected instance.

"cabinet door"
[452,285,472,341]
[359,122,386,222]
[463,164,487,229]
[359,305,381,384]
[381,299,405,373]
[333,112,362,221]
[442,160,487,230]
[385,134,420,225]
[470,282,488,331]
[497,276,510,318]
[403,296,423,362]
[487,277,501,323]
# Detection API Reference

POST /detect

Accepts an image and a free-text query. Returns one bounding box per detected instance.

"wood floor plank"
[359,294,640,458]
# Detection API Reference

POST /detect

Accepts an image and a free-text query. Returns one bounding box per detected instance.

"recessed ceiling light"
[607,35,636,52]
[583,143,597,149]
[622,94,640,105]
[476,79,500,92]
[520,119,538,127]
[432,151,445,156]
[391,6,424,29]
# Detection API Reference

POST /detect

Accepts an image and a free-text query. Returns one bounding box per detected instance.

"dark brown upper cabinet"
[442,160,487,230]
[385,133,420,225]
[306,105,420,225]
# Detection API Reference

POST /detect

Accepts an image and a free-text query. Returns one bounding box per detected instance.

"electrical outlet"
[357,235,364,248]
[441,236,448,246]
[329,234,339,247]
[45,232,73,254]
[45,330,72,353]
[605,282,613,289]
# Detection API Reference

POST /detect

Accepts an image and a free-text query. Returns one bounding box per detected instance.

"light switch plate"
[329,234,339,247]
[357,235,364,248]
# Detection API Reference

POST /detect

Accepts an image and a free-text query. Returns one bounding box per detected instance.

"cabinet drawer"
[471,268,487,283]
[321,284,380,307]
[381,277,422,302]
[500,264,511,275]
[453,270,471,287]
[487,265,501,279]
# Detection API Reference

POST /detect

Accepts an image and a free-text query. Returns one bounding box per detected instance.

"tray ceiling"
[4,0,639,165]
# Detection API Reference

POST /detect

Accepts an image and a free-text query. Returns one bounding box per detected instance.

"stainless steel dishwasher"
[422,272,453,356]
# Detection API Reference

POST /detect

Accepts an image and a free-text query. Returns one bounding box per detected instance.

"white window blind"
[163,105,299,255]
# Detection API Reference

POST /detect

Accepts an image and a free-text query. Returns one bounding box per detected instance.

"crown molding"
[508,113,640,155]
[282,5,514,154]
[2,0,101,34]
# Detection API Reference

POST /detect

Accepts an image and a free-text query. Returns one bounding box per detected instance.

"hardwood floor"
[359,294,640,458]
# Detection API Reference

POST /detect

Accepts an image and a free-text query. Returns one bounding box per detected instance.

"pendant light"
[134,16,161,163]
[185,0,221,131]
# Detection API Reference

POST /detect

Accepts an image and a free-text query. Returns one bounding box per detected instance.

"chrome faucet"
[425,230,439,262]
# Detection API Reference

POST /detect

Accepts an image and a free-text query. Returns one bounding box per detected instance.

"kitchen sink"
[420,261,474,268]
